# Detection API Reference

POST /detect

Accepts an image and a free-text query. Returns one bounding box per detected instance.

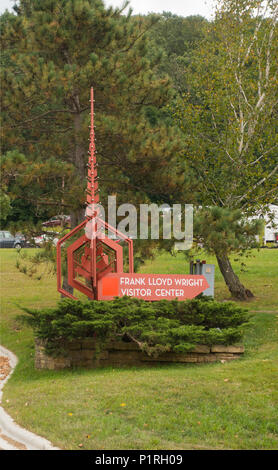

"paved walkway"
[0,345,59,450]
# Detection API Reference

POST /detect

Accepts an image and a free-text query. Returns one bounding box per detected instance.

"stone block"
[211,345,244,353]
[141,352,198,363]
[192,345,210,354]
[108,350,142,362]
[107,341,140,351]
[70,350,84,361]
[81,339,97,350]
[68,341,82,351]
[214,353,240,361]
[53,359,71,369]
[34,337,244,370]
[199,354,218,362]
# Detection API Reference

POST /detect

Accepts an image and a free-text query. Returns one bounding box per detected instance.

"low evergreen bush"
[19,296,251,358]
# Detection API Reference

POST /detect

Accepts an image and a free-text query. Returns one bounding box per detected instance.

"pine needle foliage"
[18,296,251,357]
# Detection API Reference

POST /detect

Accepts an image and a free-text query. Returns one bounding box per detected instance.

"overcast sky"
[0,0,215,19]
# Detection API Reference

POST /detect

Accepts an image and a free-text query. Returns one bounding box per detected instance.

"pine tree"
[1,0,184,229]
[193,207,263,299]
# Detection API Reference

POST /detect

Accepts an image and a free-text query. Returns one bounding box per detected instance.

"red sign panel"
[98,273,209,301]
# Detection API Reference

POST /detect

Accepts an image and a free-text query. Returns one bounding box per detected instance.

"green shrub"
[18,296,250,358]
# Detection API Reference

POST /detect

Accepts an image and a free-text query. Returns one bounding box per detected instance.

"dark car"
[0,231,25,249]
[42,215,71,227]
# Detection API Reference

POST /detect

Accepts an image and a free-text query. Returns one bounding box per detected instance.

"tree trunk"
[74,112,86,179]
[62,107,86,296]
[216,253,254,300]
[70,111,87,228]
[61,273,74,298]
[70,209,84,228]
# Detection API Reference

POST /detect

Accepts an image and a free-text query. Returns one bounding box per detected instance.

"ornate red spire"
[87,87,99,206]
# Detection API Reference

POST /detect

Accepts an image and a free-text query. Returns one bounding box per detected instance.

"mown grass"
[141,248,278,311]
[0,248,278,450]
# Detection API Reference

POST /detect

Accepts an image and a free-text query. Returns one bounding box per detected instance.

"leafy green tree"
[149,12,207,57]
[173,0,278,299]
[147,12,208,93]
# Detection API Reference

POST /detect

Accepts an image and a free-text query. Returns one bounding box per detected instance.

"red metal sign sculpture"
[56,88,133,300]
[56,88,209,301]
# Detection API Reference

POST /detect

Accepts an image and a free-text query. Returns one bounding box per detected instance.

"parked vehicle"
[42,215,71,227]
[250,204,278,247]
[34,233,59,247]
[0,231,26,249]
[263,205,278,245]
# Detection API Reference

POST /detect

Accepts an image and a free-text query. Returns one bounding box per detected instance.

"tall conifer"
[1,0,183,225]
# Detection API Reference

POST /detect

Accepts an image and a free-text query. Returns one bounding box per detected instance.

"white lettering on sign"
[148,277,173,286]
[121,288,152,297]
[119,276,203,293]
[100,273,209,301]
[174,277,204,287]
[120,277,146,286]
[155,288,185,297]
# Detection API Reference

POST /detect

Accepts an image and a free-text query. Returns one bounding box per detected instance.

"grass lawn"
[141,248,278,312]
[0,248,278,450]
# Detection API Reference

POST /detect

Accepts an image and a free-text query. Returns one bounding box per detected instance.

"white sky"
[0,0,215,19]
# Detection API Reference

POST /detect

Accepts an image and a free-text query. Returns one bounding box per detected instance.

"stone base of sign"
[34,338,244,370]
